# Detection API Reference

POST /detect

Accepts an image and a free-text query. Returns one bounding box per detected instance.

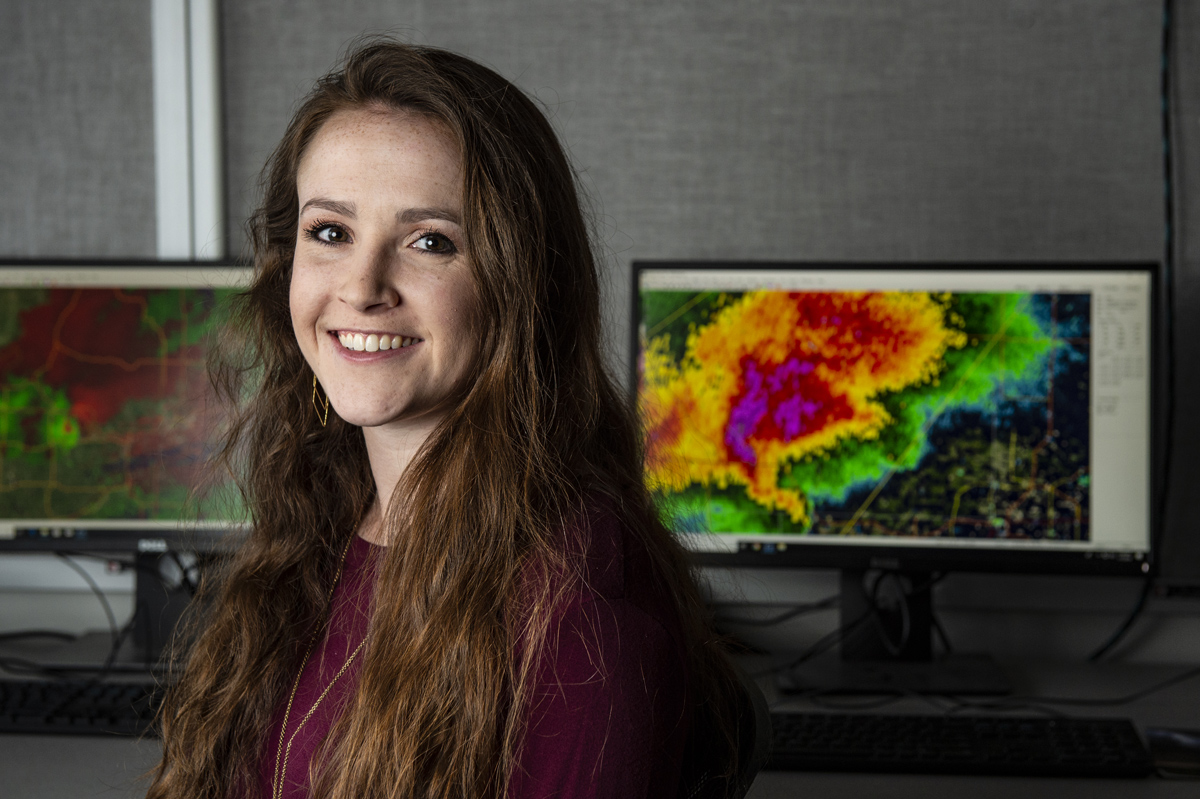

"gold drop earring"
[312,375,330,427]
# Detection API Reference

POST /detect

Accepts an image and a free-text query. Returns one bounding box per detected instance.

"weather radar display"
[0,279,241,525]
[638,285,1090,543]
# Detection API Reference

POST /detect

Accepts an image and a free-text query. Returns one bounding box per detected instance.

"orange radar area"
[641,291,967,526]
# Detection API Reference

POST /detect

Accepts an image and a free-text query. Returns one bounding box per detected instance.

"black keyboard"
[0,678,163,736]
[768,712,1154,778]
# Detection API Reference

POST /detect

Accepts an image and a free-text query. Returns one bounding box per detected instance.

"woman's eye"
[305,223,349,244]
[413,232,456,255]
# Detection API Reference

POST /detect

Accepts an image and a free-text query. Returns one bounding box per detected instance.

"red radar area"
[643,291,966,525]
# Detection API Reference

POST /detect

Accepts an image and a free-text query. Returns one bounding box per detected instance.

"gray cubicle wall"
[3,1,1200,601]
[0,0,156,257]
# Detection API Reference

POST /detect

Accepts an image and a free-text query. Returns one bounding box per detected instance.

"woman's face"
[290,108,478,433]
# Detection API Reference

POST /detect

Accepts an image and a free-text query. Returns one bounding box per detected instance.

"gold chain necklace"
[271,535,369,799]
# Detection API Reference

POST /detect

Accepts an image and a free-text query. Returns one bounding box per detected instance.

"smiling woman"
[145,39,745,799]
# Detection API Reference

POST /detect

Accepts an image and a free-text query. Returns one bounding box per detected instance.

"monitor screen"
[634,262,1155,575]
[0,263,251,551]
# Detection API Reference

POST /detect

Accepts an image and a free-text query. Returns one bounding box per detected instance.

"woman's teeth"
[337,332,418,352]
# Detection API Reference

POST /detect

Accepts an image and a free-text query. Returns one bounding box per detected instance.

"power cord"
[0,630,77,645]
[1088,576,1155,662]
[714,595,839,627]
[930,602,954,655]
[868,571,913,658]
[938,663,1200,718]
[1087,0,1178,661]
[775,662,1200,720]
[54,553,119,660]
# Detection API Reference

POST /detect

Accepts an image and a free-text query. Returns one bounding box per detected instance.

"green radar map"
[0,285,242,524]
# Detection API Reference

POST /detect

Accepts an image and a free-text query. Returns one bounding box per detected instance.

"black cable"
[1085,0,1178,661]
[868,571,912,658]
[1154,0,1180,581]
[789,610,873,668]
[1088,576,1154,662]
[714,595,839,627]
[930,607,954,655]
[750,608,877,681]
[773,663,1200,720]
[783,613,873,672]
[1154,0,1178,585]
[0,630,78,644]
[49,552,151,693]
[943,663,1200,716]
[1025,663,1200,709]
[927,572,954,654]
[0,655,72,679]
[54,552,119,655]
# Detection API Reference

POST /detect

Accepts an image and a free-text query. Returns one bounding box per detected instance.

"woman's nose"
[338,246,400,312]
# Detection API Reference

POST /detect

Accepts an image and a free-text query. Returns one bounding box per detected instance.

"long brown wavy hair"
[147,38,742,799]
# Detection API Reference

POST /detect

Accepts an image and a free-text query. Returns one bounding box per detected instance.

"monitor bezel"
[631,260,1161,577]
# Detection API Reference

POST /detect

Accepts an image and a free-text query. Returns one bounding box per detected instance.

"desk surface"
[3,658,1200,798]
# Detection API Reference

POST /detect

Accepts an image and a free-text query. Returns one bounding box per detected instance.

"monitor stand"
[779,569,1011,696]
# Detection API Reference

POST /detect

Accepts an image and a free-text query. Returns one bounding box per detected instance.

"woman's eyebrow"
[300,197,357,217]
[397,207,461,225]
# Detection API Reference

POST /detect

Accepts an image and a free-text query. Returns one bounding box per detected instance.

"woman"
[147,39,743,799]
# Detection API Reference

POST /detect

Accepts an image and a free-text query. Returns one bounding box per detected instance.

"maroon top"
[258,509,689,799]
[259,534,377,799]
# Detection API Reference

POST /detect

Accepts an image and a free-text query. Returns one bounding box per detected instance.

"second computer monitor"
[634,262,1154,576]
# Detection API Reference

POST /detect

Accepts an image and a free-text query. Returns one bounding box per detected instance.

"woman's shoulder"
[513,497,691,797]
[561,495,680,634]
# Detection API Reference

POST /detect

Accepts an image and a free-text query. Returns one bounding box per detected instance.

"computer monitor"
[0,262,252,664]
[634,261,1157,691]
